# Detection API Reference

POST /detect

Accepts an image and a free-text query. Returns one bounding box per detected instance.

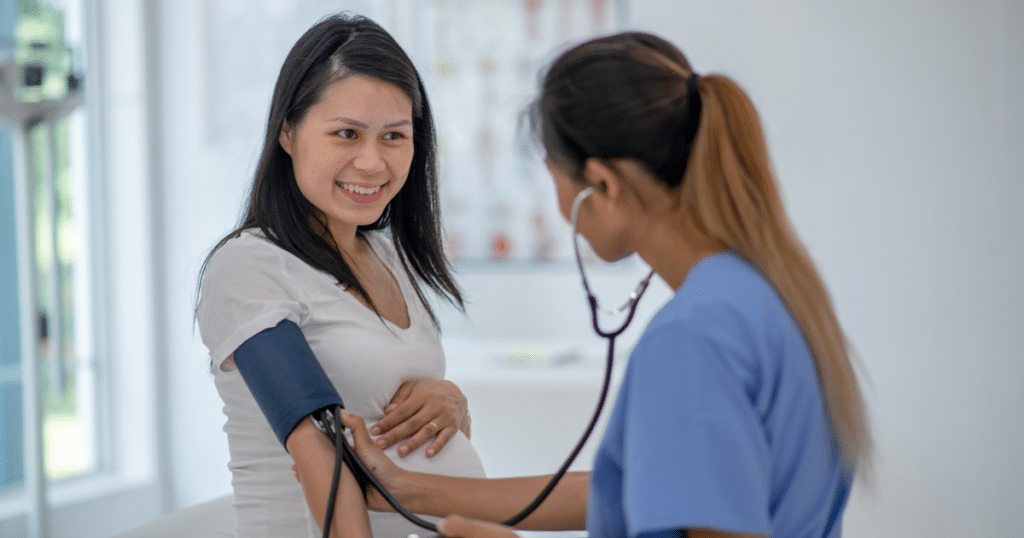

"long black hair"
[199,13,462,326]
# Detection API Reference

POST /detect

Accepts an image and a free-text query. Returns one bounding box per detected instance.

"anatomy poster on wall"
[423,0,625,264]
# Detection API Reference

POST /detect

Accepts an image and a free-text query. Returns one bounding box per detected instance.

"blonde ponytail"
[683,74,872,473]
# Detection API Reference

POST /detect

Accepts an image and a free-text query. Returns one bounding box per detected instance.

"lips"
[337,181,388,204]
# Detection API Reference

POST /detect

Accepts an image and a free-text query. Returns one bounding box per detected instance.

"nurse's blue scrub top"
[587,252,852,538]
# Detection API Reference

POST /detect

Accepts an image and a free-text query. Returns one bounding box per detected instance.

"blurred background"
[0,0,1021,536]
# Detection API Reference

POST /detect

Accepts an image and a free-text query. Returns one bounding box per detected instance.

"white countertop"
[442,337,628,388]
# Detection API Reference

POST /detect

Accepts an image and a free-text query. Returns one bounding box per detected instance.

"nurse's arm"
[399,470,588,531]
[288,417,373,538]
[341,410,587,531]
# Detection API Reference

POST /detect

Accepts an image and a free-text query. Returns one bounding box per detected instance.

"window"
[1,0,99,501]
[5,0,198,534]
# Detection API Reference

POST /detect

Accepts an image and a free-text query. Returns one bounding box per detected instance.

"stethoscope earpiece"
[570,185,599,232]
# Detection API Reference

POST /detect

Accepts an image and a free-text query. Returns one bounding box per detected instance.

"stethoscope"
[319,185,654,537]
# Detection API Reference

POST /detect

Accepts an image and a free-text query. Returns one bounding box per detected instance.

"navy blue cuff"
[233,319,344,447]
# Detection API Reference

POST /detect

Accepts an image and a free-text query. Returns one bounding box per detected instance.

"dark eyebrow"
[328,117,412,129]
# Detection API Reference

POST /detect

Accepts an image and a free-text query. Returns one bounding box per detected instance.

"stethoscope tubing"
[321,185,654,537]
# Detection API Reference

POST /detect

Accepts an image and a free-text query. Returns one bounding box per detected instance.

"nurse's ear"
[279,120,295,157]
[582,158,638,239]
[584,158,650,214]
[591,159,670,216]
[583,159,625,207]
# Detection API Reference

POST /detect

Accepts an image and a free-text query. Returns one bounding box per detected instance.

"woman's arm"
[341,410,587,531]
[287,417,373,538]
[398,469,588,531]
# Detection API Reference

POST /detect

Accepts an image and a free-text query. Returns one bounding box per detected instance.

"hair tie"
[674,72,702,185]
[685,73,701,134]
[686,73,700,96]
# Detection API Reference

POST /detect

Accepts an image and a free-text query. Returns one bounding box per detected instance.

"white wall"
[144,0,1024,536]
[146,0,241,509]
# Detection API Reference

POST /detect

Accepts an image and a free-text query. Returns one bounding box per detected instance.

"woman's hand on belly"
[370,379,471,458]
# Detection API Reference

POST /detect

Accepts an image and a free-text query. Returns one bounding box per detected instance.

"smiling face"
[279,74,415,242]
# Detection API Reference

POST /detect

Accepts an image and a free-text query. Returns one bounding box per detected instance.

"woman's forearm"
[288,419,373,537]
[395,470,588,531]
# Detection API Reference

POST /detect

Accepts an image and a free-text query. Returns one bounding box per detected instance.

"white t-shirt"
[197,230,485,538]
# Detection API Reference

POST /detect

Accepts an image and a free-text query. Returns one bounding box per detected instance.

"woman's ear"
[583,159,623,203]
[278,120,294,156]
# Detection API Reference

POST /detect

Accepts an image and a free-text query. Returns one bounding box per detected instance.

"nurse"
[339,30,872,538]
[196,14,485,538]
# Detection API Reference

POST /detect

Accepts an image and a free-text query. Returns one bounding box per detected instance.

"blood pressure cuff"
[233,319,344,448]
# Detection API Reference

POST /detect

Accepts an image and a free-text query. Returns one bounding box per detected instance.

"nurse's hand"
[339,409,404,513]
[436,515,518,538]
[371,379,471,458]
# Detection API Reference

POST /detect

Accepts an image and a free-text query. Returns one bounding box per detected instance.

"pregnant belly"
[362,431,488,537]
[377,429,486,479]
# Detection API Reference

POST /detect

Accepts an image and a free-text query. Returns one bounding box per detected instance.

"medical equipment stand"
[0,54,84,538]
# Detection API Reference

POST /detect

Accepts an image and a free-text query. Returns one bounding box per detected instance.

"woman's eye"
[383,132,405,141]
[337,129,357,139]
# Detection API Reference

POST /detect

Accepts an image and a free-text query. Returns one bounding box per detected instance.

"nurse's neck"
[634,217,724,291]
[599,159,724,291]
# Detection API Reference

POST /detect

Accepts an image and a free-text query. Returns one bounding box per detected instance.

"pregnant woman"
[196,14,485,538]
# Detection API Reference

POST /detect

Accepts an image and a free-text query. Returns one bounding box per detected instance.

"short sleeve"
[197,234,309,371]
[620,314,772,537]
